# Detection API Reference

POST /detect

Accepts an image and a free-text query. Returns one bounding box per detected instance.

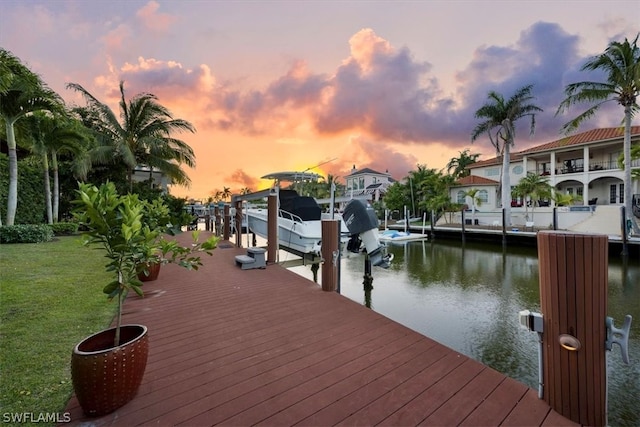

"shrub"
[0,154,46,224]
[49,222,79,235]
[0,224,54,243]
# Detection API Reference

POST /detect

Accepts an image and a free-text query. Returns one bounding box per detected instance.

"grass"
[0,236,116,425]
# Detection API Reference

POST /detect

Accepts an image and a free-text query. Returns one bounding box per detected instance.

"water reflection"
[290,239,639,426]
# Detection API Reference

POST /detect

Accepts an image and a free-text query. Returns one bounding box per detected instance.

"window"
[540,162,551,175]
[457,191,466,204]
[577,187,583,198]
[620,183,624,203]
[485,168,499,177]
[609,151,621,169]
[513,165,523,175]
[478,190,489,203]
[610,184,617,203]
[359,177,365,189]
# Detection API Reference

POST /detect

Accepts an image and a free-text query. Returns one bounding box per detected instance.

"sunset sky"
[1,0,638,200]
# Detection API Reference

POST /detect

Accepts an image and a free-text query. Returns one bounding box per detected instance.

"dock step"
[235,247,266,270]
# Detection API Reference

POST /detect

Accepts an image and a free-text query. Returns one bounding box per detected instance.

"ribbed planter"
[71,324,149,417]
[138,262,161,282]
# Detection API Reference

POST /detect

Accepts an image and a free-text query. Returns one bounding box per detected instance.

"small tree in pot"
[71,182,218,416]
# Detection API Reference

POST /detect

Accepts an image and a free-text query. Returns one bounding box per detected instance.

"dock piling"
[320,219,339,291]
[537,231,608,426]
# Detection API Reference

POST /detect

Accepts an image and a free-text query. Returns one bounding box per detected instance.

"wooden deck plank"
[419,367,506,425]
[459,377,529,426]
[63,234,578,426]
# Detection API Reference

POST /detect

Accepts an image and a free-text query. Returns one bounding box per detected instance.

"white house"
[453,126,640,209]
[344,165,396,202]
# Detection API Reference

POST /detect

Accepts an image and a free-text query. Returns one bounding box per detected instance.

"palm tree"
[25,112,91,223]
[464,188,482,224]
[511,172,552,222]
[472,85,543,227]
[446,149,480,179]
[551,190,582,207]
[1,49,63,225]
[556,35,640,233]
[67,81,196,192]
[221,187,232,201]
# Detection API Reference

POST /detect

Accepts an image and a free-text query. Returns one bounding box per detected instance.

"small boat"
[379,229,428,242]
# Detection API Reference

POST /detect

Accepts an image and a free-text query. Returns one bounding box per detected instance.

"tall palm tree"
[1,49,63,225]
[556,35,640,233]
[472,85,542,227]
[446,149,480,179]
[25,112,91,223]
[67,81,196,192]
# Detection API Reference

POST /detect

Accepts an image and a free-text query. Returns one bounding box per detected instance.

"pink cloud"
[136,1,176,34]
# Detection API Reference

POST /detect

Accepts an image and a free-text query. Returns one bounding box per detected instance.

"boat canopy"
[261,171,321,183]
[279,190,321,221]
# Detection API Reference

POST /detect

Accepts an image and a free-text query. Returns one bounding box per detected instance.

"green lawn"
[0,236,116,425]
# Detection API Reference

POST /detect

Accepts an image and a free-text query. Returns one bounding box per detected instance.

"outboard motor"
[343,200,392,268]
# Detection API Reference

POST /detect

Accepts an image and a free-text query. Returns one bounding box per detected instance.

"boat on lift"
[244,172,350,255]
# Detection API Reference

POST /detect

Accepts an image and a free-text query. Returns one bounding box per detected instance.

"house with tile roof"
[344,165,395,202]
[454,126,640,208]
[450,126,640,232]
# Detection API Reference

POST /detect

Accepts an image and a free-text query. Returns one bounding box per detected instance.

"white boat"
[245,173,349,255]
[379,229,428,242]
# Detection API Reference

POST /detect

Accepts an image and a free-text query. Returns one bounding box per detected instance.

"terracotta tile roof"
[469,126,640,169]
[454,175,499,186]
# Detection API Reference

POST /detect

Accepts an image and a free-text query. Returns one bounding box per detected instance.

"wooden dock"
[64,232,577,426]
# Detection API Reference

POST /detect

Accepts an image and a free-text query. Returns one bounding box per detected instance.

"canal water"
[288,239,640,426]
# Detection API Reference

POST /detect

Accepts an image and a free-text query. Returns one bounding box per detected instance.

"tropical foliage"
[73,182,219,346]
[382,165,458,224]
[67,81,196,192]
[23,112,90,223]
[557,34,640,233]
[511,172,552,221]
[1,48,63,225]
[446,149,480,179]
[472,84,542,226]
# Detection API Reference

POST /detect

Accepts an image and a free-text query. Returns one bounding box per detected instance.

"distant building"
[132,166,172,193]
[453,126,640,208]
[344,165,396,202]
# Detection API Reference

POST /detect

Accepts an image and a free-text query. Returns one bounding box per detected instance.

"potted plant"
[71,182,218,417]
[135,198,175,282]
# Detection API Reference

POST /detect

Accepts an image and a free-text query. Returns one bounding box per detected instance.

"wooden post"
[321,220,339,292]
[223,205,230,240]
[537,231,608,426]
[461,209,466,244]
[214,206,221,236]
[234,200,243,248]
[267,192,278,263]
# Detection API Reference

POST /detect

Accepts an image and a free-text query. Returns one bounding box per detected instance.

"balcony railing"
[537,160,631,175]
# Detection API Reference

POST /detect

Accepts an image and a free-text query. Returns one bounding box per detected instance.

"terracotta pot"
[138,262,161,281]
[71,324,149,417]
